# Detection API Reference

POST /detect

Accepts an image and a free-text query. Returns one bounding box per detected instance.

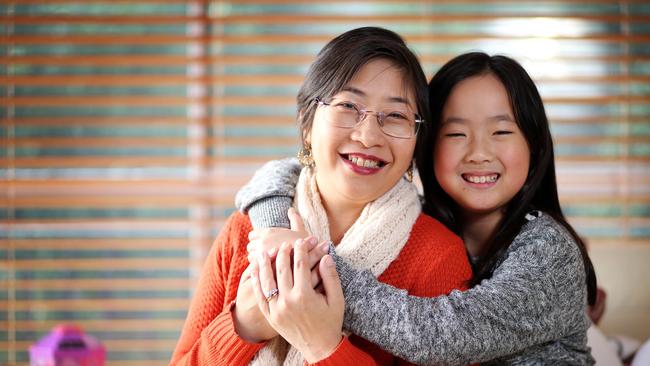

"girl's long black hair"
[416,52,597,305]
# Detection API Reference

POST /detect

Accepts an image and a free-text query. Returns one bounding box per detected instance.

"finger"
[240,263,253,284]
[256,251,279,308]
[246,240,257,253]
[293,238,312,291]
[310,266,322,289]
[249,261,271,318]
[275,241,294,294]
[288,207,306,232]
[248,229,262,241]
[307,240,328,269]
[319,255,344,309]
[248,245,278,263]
[247,251,256,264]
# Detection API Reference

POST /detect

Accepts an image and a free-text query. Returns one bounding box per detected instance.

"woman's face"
[306,58,418,209]
[434,73,530,220]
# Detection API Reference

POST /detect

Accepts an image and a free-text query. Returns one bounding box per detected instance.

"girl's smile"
[434,73,530,220]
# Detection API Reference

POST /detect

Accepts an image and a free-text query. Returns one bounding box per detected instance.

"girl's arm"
[237,161,590,364]
[332,214,591,365]
[335,216,588,365]
[235,157,301,229]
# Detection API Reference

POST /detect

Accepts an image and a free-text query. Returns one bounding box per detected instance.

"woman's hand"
[251,238,345,363]
[247,208,310,264]
[234,237,329,343]
[233,260,279,342]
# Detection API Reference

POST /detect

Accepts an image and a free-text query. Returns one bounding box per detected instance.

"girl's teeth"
[466,175,498,183]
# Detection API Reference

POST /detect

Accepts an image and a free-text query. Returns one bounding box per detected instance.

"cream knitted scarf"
[249,167,421,366]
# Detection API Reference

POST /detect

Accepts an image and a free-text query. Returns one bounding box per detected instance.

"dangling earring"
[405,162,414,182]
[297,145,314,167]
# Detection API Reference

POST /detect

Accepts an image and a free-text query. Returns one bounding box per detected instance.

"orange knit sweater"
[170,211,472,366]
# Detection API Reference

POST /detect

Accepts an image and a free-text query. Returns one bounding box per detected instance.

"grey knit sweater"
[235,158,594,365]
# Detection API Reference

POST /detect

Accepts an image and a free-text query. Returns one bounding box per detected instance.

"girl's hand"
[251,238,345,363]
[247,208,310,264]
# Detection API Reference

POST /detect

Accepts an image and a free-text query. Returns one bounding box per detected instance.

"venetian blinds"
[2,1,649,365]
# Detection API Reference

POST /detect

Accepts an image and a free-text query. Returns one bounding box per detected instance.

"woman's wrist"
[232,302,272,343]
[301,334,344,363]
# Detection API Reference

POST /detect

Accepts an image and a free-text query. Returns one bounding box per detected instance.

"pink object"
[29,324,105,366]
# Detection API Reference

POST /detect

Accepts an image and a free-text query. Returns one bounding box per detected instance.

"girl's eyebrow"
[442,116,466,124]
[489,114,515,122]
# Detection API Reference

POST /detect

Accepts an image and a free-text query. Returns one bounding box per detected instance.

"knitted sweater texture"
[170,211,472,366]
[235,158,594,365]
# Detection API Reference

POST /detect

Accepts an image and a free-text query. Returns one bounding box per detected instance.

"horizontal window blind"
[2,1,649,365]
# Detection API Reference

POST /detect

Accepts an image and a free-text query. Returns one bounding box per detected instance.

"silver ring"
[264,287,279,302]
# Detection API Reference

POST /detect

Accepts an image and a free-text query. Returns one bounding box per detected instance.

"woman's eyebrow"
[340,86,410,105]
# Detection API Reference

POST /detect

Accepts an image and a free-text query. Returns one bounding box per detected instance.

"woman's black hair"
[416,52,597,305]
[296,27,429,144]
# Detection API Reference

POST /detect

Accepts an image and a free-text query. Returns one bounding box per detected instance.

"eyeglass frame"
[313,97,424,139]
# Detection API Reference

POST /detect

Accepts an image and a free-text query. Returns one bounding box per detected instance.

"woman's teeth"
[349,155,380,168]
[464,174,498,183]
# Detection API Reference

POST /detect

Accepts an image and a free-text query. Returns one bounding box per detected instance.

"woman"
[169,27,472,365]
[239,52,597,365]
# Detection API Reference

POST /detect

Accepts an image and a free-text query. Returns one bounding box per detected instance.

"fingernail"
[318,241,329,251]
[267,247,277,257]
[307,236,318,245]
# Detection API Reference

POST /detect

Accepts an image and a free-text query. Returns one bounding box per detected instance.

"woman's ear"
[303,130,311,147]
[298,112,311,146]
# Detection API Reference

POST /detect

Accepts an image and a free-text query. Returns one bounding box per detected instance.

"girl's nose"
[465,135,493,163]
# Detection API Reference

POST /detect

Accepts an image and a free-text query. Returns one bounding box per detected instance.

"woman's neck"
[320,197,365,245]
[461,210,503,258]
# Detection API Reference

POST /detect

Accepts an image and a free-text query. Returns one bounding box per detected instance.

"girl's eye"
[444,133,466,137]
[494,130,513,135]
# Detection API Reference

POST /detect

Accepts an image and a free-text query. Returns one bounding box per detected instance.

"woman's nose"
[351,112,384,147]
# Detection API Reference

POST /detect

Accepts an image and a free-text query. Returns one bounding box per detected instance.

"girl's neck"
[320,197,365,245]
[461,210,503,258]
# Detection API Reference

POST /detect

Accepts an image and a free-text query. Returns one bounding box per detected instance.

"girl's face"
[434,73,530,220]
[307,58,417,209]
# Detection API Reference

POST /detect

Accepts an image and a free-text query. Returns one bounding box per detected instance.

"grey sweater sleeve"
[333,214,592,365]
[234,157,301,229]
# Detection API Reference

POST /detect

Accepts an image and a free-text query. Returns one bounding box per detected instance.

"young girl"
[170,27,472,366]
[238,52,597,365]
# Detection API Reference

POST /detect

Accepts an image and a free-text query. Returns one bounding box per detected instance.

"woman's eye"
[444,133,465,137]
[387,112,408,120]
[336,101,358,110]
[494,130,513,135]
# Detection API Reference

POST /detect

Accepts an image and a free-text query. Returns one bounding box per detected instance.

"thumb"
[288,207,305,233]
[319,255,344,309]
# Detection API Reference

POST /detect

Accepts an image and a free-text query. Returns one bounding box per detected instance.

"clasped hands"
[233,208,345,363]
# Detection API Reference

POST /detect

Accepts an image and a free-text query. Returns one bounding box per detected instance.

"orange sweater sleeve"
[169,212,265,366]
[305,336,378,366]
